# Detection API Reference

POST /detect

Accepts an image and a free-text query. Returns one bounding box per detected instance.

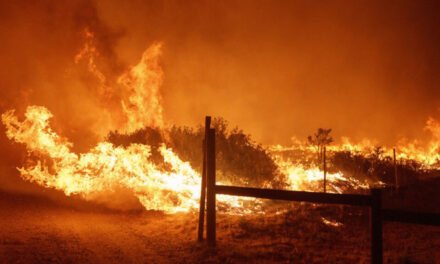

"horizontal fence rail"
[215,185,372,206]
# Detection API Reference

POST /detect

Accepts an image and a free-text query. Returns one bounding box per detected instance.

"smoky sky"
[102,0,440,145]
[1,0,440,150]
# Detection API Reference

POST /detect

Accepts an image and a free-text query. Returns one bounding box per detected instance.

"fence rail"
[197,116,440,264]
[215,185,372,206]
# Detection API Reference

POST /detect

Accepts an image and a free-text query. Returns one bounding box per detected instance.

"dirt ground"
[0,190,439,264]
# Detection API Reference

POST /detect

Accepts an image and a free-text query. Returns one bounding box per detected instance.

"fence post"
[197,116,211,241]
[393,148,399,192]
[323,146,327,193]
[370,188,383,264]
[206,128,216,247]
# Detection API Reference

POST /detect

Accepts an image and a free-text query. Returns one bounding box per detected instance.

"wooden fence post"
[197,116,211,241]
[323,146,327,193]
[393,148,399,192]
[206,128,216,247]
[370,188,383,264]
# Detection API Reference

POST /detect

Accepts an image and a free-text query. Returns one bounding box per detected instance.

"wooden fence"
[197,116,440,264]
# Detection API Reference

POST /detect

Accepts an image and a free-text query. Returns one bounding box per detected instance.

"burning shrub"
[106,117,282,188]
[106,127,165,166]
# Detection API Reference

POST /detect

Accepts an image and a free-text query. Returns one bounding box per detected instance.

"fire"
[274,158,371,194]
[74,28,109,97]
[1,28,439,214]
[0,33,253,214]
[331,124,440,170]
[2,105,261,213]
[2,106,201,213]
[269,117,440,197]
[1,33,199,213]
[75,28,164,133]
[118,42,164,132]
[395,118,440,168]
[2,103,372,213]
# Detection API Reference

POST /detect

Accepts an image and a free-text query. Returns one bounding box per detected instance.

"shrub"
[330,150,421,185]
[106,117,282,187]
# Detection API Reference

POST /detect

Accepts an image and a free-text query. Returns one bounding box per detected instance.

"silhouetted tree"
[307,128,333,163]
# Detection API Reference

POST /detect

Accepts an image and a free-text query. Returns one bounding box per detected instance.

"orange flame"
[118,43,164,132]
[74,28,109,97]
[2,106,200,213]
[2,28,438,214]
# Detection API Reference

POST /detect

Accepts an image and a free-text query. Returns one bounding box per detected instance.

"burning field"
[1,1,440,263]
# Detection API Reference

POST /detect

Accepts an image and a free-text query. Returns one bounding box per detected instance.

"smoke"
[1,0,439,196]
[94,0,440,144]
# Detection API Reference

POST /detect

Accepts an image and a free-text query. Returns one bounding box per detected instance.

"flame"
[118,43,164,132]
[2,106,200,213]
[74,28,109,97]
[0,32,251,214]
[395,117,440,168]
[274,158,370,194]
[2,106,260,214]
[75,29,164,133]
[333,121,440,170]
[2,105,437,213]
[1,28,438,215]
[270,117,440,194]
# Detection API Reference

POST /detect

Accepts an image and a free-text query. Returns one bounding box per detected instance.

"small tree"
[307,128,333,163]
